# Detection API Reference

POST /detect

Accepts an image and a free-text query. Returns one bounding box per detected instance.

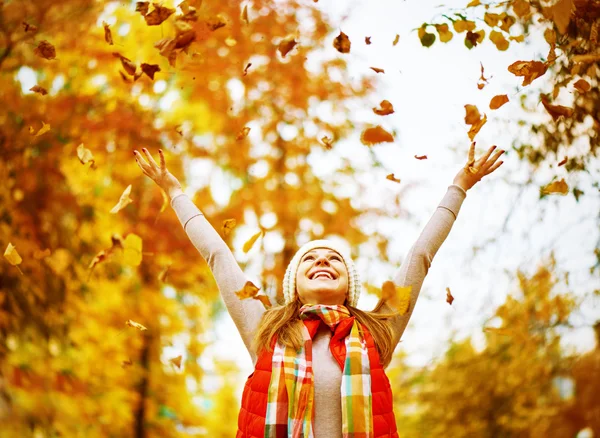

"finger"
[142,148,160,170]
[467,142,475,166]
[481,149,504,170]
[134,154,150,175]
[483,159,503,176]
[133,150,150,169]
[158,149,166,172]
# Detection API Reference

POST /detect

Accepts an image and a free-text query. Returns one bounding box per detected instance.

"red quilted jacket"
[236,316,399,437]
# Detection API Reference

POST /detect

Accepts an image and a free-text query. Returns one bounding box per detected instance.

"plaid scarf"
[264,304,373,437]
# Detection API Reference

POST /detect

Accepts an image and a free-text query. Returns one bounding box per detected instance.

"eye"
[331,255,341,261]
[304,255,314,261]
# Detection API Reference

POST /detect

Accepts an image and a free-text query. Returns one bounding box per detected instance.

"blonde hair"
[252,297,402,368]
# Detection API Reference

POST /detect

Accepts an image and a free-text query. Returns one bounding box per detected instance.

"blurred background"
[1,0,599,436]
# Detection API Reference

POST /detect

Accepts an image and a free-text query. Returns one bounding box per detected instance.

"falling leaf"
[464,104,481,125]
[415,154,427,160]
[110,185,133,214]
[33,40,56,60]
[241,5,249,24]
[321,136,333,149]
[512,0,531,18]
[4,243,23,267]
[386,174,401,183]
[453,20,476,33]
[365,36,371,45]
[255,294,272,309]
[222,219,237,236]
[360,125,394,146]
[278,36,297,57]
[483,327,512,336]
[243,62,252,76]
[418,26,436,47]
[489,30,509,51]
[22,22,38,32]
[29,85,48,96]
[122,359,133,368]
[235,280,261,299]
[446,287,454,305]
[392,34,400,45]
[333,31,351,53]
[169,355,183,368]
[113,52,137,76]
[557,156,568,167]
[509,35,525,42]
[122,233,143,266]
[434,23,453,43]
[573,79,591,93]
[144,3,175,26]
[243,230,264,253]
[135,1,149,16]
[87,250,107,280]
[370,66,385,74]
[489,94,509,110]
[206,14,226,31]
[540,94,573,121]
[381,281,411,315]
[154,38,177,66]
[468,114,487,140]
[236,126,251,140]
[158,262,172,283]
[552,0,573,35]
[102,21,113,45]
[467,0,481,6]
[140,63,160,80]
[507,60,548,86]
[33,121,51,137]
[76,144,96,168]
[541,178,569,195]
[477,62,489,89]
[373,100,394,115]
[125,319,148,331]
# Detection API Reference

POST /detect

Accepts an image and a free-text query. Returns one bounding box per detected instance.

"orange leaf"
[573,79,591,93]
[373,100,394,116]
[144,3,175,26]
[222,219,237,236]
[468,114,487,141]
[508,60,548,86]
[464,104,481,125]
[540,95,573,121]
[278,36,297,58]
[236,126,251,140]
[477,62,489,89]
[241,5,249,24]
[381,281,411,315]
[360,125,394,146]
[489,94,509,110]
[33,40,56,60]
[140,63,160,80]
[370,67,385,74]
[255,294,273,309]
[386,174,401,183]
[29,85,48,95]
[32,121,51,137]
[102,21,113,45]
[552,0,573,35]
[169,355,183,368]
[446,287,454,305]
[333,31,351,53]
[235,280,261,299]
[541,178,569,195]
[415,154,427,160]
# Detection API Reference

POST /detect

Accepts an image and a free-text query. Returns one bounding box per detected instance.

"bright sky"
[198,0,600,399]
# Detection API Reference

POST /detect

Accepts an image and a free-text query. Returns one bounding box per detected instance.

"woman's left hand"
[453,142,505,192]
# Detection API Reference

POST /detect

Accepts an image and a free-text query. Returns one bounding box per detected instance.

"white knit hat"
[282,239,360,307]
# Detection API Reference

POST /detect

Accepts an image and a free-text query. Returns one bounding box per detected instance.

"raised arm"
[133,148,265,363]
[376,142,505,347]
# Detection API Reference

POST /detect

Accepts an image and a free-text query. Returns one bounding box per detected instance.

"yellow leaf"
[490,30,509,51]
[76,143,96,168]
[392,34,400,46]
[386,174,401,183]
[169,355,183,368]
[434,23,453,43]
[483,327,513,336]
[126,319,148,331]
[464,104,481,125]
[34,121,51,137]
[467,0,481,6]
[243,230,264,253]
[123,233,143,266]
[381,281,411,315]
[453,20,476,33]
[235,280,260,299]
[541,178,569,196]
[321,136,333,149]
[507,60,548,86]
[158,262,172,283]
[110,184,133,214]
[222,219,237,236]
[4,243,23,265]
[160,189,169,214]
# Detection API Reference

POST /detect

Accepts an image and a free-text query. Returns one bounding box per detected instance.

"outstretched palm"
[453,142,505,191]
[133,148,182,198]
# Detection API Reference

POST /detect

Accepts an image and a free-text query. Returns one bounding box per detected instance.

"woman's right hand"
[133,148,183,199]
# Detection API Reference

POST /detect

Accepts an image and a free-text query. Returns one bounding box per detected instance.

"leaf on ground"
[373,100,394,115]
[333,31,351,53]
[360,125,394,145]
[243,230,264,253]
[110,185,133,214]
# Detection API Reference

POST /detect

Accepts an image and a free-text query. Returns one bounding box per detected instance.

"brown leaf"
[135,1,149,16]
[145,3,175,26]
[360,125,394,145]
[573,79,591,93]
[386,174,401,183]
[243,62,252,76]
[22,22,38,32]
[236,126,251,140]
[507,60,548,86]
[333,31,351,53]
[446,287,454,305]
[321,136,333,149]
[33,40,56,60]
[241,5,249,24]
[557,156,568,167]
[489,94,509,110]
[370,66,385,74]
[415,154,428,160]
[206,14,226,31]
[552,0,573,35]
[540,94,573,121]
[169,355,182,368]
[141,63,160,80]
[88,250,107,270]
[373,100,394,116]
[235,280,261,299]
[477,62,489,90]
[113,52,137,76]
[29,85,48,95]
[102,21,113,45]
[464,104,481,125]
[122,358,133,368]
[365,36,372,45]
[278,36,297,57]
[154,37,177,66]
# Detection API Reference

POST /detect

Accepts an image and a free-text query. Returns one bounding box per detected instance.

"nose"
[314,255,331,266]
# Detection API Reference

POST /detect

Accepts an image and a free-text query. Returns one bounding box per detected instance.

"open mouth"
[309,271,335,280]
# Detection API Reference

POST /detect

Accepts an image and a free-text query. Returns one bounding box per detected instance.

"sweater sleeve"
[374,184,467,347]
[170,193,266,363]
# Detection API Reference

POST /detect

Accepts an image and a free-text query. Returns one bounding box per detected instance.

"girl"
[133,143,504,437]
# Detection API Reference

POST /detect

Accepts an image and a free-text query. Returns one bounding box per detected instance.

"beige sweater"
[170,184,467,436]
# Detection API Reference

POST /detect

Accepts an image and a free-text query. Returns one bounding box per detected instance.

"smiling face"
[295,247,349,306]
